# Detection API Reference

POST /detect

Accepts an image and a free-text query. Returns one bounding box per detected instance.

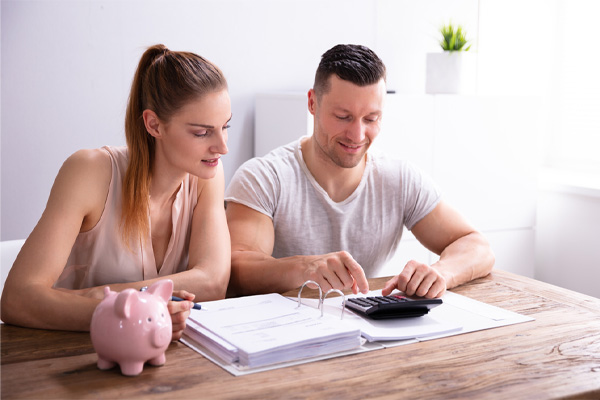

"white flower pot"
[426,52,477,94]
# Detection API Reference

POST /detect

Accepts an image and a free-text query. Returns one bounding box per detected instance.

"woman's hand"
[168,290,194,341]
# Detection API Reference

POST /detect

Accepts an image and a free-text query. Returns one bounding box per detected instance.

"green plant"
[439,22,471,52]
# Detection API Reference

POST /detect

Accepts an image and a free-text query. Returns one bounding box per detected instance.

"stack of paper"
[183,293,362,368]
[182,289,534,376]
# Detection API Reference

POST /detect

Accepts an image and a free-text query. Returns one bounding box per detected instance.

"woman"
[0,44,231,340]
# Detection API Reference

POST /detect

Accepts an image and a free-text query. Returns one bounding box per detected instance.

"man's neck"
[300,136,367,203]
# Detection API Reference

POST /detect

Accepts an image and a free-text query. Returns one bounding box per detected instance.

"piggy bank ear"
[114,289,139,319]
[146,279,173,303]
[103,286,117,299]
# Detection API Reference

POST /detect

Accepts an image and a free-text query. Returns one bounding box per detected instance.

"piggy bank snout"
[153,324,172,348]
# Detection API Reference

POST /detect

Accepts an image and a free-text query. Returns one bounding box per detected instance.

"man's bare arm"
[382,201,494,298]
[226,202,369,297]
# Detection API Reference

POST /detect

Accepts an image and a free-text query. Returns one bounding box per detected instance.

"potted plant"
[426,22,477,94]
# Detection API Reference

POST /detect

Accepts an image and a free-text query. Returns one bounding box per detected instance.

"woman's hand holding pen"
[61,285,197,340]
[168,289,195,341]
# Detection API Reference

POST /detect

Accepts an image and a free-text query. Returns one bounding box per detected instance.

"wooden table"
[2,270,599,399]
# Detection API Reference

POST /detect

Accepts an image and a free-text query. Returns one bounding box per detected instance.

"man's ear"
[142,109,161,139]
[307,89,317,116]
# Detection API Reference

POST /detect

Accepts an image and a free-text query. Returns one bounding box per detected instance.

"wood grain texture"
[2,270,599,399]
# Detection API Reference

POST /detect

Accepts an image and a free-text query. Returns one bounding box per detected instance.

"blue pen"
[140,286,201,310]
[171,296,202,310]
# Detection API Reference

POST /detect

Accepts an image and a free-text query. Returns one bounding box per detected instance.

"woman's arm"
[183,161,231,300]
[0,149,112,330]
[100,163,231,300]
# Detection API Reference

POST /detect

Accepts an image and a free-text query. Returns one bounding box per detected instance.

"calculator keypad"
[345,295,442,319]
[348,295,408,308]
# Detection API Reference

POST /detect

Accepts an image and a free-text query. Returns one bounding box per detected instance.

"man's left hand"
[381,260,446,298]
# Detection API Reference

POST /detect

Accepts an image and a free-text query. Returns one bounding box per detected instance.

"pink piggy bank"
[90,279,173,376]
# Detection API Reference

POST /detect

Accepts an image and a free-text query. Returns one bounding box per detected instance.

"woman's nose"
[212,131,228,155]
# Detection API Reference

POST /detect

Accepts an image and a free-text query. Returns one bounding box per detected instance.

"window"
[546,0,600,178]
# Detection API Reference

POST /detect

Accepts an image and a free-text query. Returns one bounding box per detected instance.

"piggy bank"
[90,279,173,376]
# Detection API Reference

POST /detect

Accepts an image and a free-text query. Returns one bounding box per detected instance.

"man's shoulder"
[368,150,413,172]
[226,140,302,209]
[238,140,300,175]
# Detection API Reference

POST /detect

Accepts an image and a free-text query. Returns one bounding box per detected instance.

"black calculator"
[345,294,442,319]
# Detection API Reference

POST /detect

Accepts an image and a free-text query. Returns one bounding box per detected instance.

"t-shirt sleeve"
[224,158,279,219]
[402,161,442,230]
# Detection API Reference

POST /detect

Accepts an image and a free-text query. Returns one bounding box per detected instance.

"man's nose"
[346,119,366,143]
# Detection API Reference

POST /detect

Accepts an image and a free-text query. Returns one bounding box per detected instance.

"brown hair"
[313,44,386,98]
[122,44,227,246]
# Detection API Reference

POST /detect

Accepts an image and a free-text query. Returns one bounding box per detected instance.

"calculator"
[345,294,442,319]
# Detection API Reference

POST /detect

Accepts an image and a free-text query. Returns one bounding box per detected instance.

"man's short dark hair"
[313,44,386,97]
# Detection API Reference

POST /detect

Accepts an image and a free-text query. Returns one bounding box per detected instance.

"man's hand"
[381,260,446,298]
[168,290,194,341]
[302,251,369,295]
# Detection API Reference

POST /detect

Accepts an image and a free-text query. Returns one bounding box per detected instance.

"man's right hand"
[302,251,369,294]
[227,203,369,296]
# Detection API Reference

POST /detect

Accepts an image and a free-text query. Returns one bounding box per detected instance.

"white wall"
[1,0,478,241]
[2,0,600,297]
[536,183,600,298]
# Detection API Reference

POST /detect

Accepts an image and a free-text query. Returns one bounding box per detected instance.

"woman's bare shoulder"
[56,148,111,184]
[48,148,113,211]
[64,148,111,169]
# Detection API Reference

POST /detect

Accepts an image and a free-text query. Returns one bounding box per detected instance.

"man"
[225,44,494,298]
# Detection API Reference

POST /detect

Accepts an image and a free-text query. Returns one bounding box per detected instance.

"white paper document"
[314,289,533,346]
[312,296,462,342]
[181,289,534,376]
[183,293,361,369]
[422,290,534,340]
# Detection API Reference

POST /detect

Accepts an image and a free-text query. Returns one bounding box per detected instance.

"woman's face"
[157,89,231,180]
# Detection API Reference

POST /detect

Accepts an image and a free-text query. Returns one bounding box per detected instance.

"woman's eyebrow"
[187,123,214,128]
[187,114,232,129]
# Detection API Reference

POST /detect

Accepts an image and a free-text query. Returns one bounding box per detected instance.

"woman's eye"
[223,124,231,130]
[193,130,208,137]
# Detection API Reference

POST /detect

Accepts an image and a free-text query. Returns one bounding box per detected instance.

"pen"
[171,296,202,310]
[140,286,202,310]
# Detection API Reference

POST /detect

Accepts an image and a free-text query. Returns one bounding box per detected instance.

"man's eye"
[336,115,350,120]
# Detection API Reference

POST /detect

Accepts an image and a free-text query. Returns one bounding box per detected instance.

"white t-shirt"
[225,138,441,277]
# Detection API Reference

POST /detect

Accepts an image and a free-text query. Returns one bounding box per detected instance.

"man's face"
[309,75,386,169]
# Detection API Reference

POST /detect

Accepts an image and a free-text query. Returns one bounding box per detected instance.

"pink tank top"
[54,146,198,289]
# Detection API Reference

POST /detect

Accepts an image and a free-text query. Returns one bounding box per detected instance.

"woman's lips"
[201,157,220,166]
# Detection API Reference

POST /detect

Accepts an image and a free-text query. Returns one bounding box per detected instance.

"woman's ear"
[142,109,162,139]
